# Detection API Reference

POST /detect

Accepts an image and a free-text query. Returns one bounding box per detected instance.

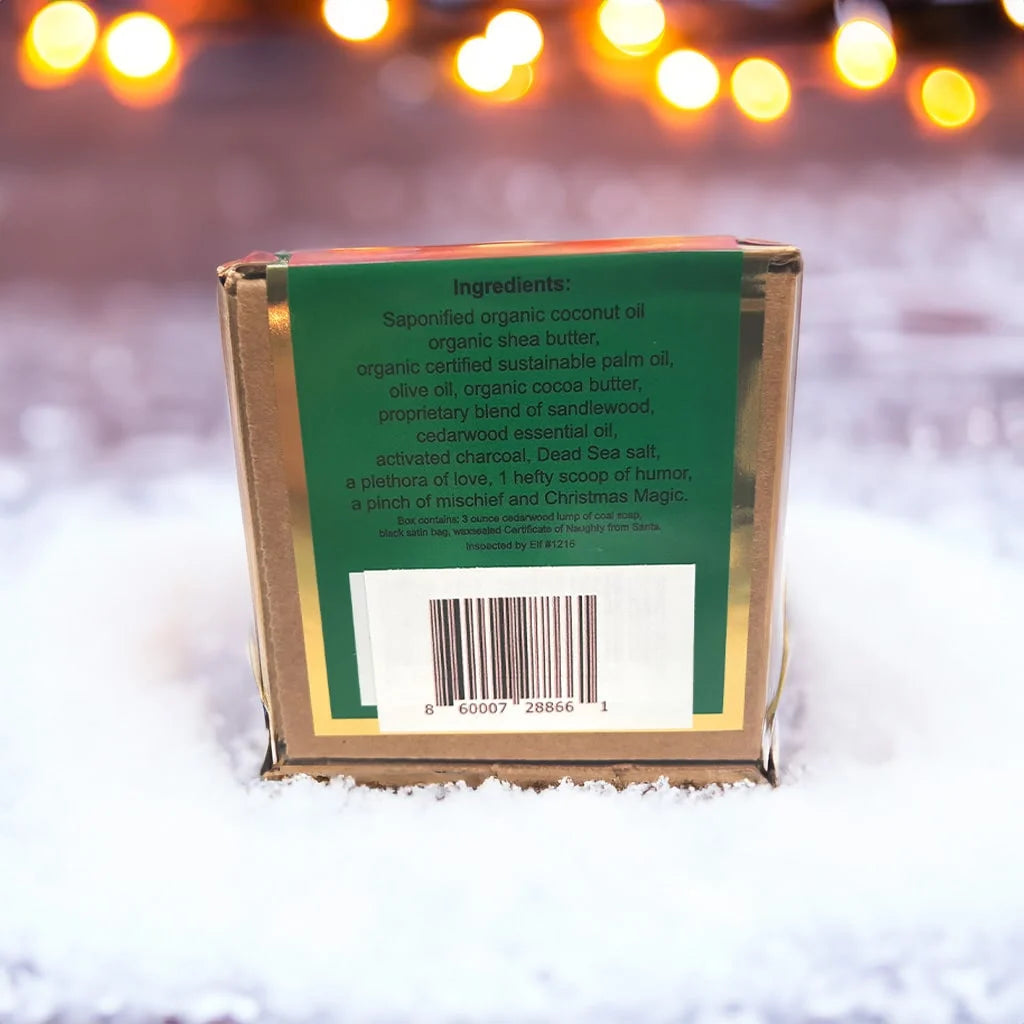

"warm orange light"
[833,18,897,90]
[1001,0,1024,27]
[102,13,175,80]
[598,0,666,57]
[456,36,514,94]
[486,10,543,65]
[102,67,181,108]
[18,36,68,89]
[731,58,790,122]
[322,0,390,43]
[657,49,719,111]
[492,62,535,103]
[24,1,98,75]
[920,67,977,128]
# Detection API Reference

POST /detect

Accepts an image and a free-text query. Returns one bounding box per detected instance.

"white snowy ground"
[2,481,1023,1023]
[2,156,1024,1022]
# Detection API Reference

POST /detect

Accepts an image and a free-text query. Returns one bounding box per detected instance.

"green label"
[286,250,743,720]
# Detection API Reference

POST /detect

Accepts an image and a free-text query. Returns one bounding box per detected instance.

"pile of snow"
[1,476,1022,1023]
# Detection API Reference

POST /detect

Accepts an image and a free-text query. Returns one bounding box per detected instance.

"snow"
[1,149,1023,1022]
[1,476,1023,1024]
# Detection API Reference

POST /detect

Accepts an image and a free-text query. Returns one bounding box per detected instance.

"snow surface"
[1,476,1023,1024]
[2,150,1023,1022]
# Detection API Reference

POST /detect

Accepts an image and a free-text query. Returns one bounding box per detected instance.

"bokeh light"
[18,36,70,90]
[1001,0,1024,27]
[492,62,535,103]
[833,18,897,90]
[597,0,666,58]
[731,58,791,122]
[102,67,181,108]
[102,13,175,80]
[323,0,390,43]
[920,67,978,128]
[25,1,98,75]
[456,36,514,94]
[486,10,543,66]
[657,50,720,111]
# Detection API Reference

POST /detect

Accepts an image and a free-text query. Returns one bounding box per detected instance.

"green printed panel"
[286,250,743,718]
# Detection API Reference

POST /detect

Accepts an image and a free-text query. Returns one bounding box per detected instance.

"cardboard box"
[217,238,801,787]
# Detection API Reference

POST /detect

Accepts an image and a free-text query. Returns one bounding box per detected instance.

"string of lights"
[14,0,1020,130]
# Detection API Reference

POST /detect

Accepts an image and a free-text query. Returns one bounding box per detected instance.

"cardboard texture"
[217,238,801,787]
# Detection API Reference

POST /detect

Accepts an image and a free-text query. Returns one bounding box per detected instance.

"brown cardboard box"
[217,238,801,787]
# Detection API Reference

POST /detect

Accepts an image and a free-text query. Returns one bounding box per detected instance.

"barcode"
[429,595,598,707]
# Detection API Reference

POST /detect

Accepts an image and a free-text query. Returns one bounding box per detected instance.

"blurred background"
[2,0,1022,554]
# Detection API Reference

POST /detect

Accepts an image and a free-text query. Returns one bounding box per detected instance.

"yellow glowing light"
[657,49,720,111]
[26,1,98,74]
[456,36,514,94]
[731,58,791,122]
[920,67,977,128]
[493,62,535,103]
[833,18,897,90]
[18,36,69,89]
[598,0,666,57]
[102,13,175,80]
[103,66,180,108]
[1002,0,1024,27]
[322,0,390,43]
[485,10,544,65]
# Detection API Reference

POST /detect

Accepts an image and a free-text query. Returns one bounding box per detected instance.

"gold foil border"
[267,263,380,736]
[690,262,763,732]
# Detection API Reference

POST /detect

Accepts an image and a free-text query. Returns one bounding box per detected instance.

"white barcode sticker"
[352,565,694,733]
